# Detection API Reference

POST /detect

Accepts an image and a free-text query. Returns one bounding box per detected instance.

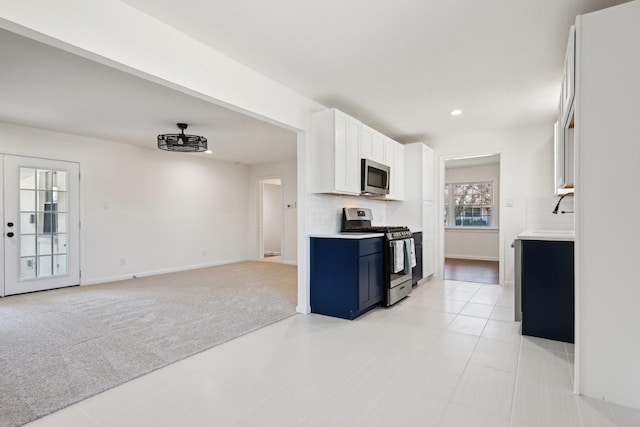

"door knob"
[7,222,14,227]
[6,232,15,237]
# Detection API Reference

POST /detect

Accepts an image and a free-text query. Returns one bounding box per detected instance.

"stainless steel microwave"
[361,158,390,195]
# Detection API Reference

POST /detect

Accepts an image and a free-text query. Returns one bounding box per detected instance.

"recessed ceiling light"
[450,109,462,116]
[204,150,212,154]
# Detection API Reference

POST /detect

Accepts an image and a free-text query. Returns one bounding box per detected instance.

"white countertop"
[517,230,575,242]
[309,232,385,239]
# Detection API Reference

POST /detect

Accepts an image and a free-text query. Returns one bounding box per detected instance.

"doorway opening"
[443,154,500,284]
[259,177,283,264]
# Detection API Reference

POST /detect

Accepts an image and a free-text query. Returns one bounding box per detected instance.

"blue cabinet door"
[521,240,574,343]
[311,237,384,320]
[358,252,383,311]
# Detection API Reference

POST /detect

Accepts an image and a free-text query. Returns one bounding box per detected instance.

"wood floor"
[445,258,499,284]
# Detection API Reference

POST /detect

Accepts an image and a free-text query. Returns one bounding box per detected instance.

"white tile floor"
[26,278,640,427]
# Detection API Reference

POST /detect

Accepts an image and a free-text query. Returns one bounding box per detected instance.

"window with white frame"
[444,181,494,227]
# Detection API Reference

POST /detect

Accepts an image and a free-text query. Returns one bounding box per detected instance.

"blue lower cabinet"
[521,240,574,343]
[311,237,384,320]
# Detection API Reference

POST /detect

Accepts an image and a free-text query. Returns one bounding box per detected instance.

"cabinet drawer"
[358,238,383,256]
[388,278,412,305]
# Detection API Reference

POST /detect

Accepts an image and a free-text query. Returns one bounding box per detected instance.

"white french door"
[2,155,80,296]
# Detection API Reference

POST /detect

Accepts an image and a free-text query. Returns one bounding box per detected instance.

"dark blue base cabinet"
[310,237,384,320]
[521,240,574,343]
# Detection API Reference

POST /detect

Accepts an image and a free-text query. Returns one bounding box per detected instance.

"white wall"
[0,0,324,313]
[445,230,500,261]
[262,183,282,255]
[429,124,558,285]
[576,1,640,409]
[248,159,298,265]
[0,122,250,284]
[445,163,500,261]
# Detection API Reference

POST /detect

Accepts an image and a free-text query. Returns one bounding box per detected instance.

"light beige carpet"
[0,261,297,427]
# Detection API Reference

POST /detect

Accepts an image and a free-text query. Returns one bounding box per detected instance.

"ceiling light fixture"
[450,109,462,116]
[157,123,208,152]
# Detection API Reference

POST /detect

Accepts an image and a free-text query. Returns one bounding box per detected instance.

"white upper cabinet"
[360,125,373,162]
[555,26,576,194]
[390,140,405,201]
[560,26,576,127]
[311,108,361,195]
[361,125,385,164]
[312,108,405,199]
[378,137,404,201]
[554,121,565,193]
[386,142,434,228]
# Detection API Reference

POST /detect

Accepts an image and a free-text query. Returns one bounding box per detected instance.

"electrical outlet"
[202,250,207,257]
[119,258,126,266]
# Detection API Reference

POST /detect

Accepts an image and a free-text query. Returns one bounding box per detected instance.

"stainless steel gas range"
[341,208,414,306]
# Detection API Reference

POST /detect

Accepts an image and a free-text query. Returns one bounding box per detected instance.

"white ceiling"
[0,29,297,165]
[0,0,629,164]
[446,154,500,169]
[122,0,628,141]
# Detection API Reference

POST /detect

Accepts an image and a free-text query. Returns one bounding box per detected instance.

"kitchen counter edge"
[516,230,575,242]
[309,232,385,240]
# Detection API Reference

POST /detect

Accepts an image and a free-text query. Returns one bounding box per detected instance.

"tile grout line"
[439,284,506,423]
[436,284,484,424]
[507,333,524,427]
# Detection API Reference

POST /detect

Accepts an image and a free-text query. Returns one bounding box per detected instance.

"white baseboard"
[283,259,297,266]
[81,258,250,286]
[297,304,311,314]
[445,254,499,262]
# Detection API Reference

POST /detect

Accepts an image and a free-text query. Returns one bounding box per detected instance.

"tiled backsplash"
[307,194,387,234]
[308,193,574,235]
[526,195,574,231]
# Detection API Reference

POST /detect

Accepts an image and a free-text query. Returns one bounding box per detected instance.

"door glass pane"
[36,213,49,234]
[44,211,58,233]
[20,235,36,257]
[53,192,67,212]
[20,213,36,234]
[36,190,50,212]
[36,170,67,191]
[20,168,36,189]
[37,170,51,190]
[55,213,67,233]
[37,235,52,255]
[53,255,67,275]
[37,256,53,277]
[20,190,36,211]
[53,234,68,254]
[19,167,71,280]
[20,257,37,279]
[53,171,67,191]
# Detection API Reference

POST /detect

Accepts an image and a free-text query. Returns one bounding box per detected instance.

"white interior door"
[2,155,80,296]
